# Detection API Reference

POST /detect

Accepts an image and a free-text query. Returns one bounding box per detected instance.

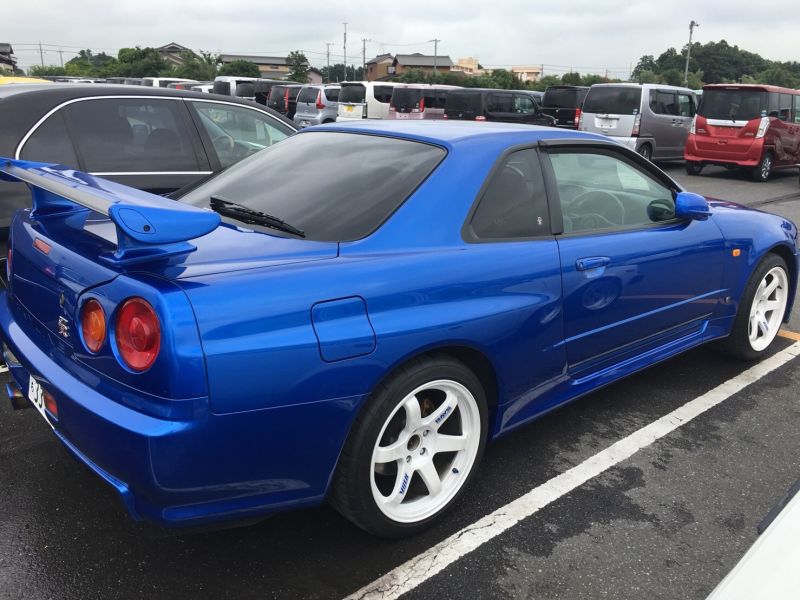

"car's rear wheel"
[716,254,789,360]
[330,356,487,537]
[685,161,704,176]
[638,144,653,161]
[751,153,773,182]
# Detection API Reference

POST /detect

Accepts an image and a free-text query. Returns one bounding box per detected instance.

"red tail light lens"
[43,390,58,418]
[413,97,425,114]
[80,298,107,353]
[115,298,160,372]
[316,91,325,110]
[284,88,290,112]
[574,108,582,129]
[475,115,487,121]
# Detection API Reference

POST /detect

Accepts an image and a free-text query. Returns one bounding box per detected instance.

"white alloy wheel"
[747,266,788,352]
[370,379,481,523]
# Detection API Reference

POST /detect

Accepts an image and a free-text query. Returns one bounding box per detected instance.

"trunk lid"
[580,86,642,137]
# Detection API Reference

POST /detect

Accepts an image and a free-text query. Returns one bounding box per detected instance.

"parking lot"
[0,162,798,600]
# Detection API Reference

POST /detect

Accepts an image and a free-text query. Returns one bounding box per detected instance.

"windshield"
[699,89,767,121]
[392,88,423,110]
[235,82,255,97]
[180,132,446,241]
[339,84,366,103]
[213,81,231,95]
[446,91,482,114]
[543,87,585,109]
[583,87,642,115]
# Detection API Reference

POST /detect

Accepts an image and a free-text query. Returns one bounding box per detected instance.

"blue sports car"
[0,121,797,537]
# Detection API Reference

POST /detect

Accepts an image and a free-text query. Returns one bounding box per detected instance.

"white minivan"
[337,82,399,121]
[141,77,197,88]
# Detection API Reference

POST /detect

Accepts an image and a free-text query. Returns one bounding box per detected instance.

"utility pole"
[361,38,370,79]
[58,49,64,68]
[38,41,44,67]
[343,22,348,82]
[325,42,334,83]
[430,38,440,74]
[683,20,699,86]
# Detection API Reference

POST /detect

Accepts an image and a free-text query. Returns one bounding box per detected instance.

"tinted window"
[446,91,482,114]
[339,84,366,103]
[583,87,642,115]
[235,82,255,97]
[63,98,201,172]
[213,81,231,95]
[392,88,423,110]
[795,96,800,124]
[268,86,287,110]
[142,79,154,87]
[699,89,767,121]
[677,93,695,117]
[434,90,448,109]
[192,102,292,168]
[324,87,340,102]
[180,132,445,241]
[487,93,513,113]
[543,87,583,109]
[20,111,80,166]
[374,86,394,103]
[297,87,320,103]
[549,151,674,234]
[649,90,678,115]
[514,95,536,114]
[779,94,792,122]
[471,149,549,239]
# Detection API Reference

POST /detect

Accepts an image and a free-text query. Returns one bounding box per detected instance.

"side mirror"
[675,191,711,220]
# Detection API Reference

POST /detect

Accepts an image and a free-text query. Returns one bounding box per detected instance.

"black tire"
[638,144,653,161]
[329,355,488,538]
[685,161,704,176]
[751,152,773,182]
[715,253,789,360]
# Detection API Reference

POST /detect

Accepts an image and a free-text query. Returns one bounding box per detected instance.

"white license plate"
[396,113,410,120]
[27,376,52,426]
[345,105,354,113]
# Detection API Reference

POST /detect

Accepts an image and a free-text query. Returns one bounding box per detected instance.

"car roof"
[0,83,242,101]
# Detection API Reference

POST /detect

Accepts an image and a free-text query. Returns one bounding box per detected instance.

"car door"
[646,89,681,158]
[486,92,516,123]
[19,96,211,195]
[675,92,696,154]
[513,94,547,125]
[541,143,727,376]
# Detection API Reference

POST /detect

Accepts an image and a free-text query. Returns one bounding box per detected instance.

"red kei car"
[684,84,800,182]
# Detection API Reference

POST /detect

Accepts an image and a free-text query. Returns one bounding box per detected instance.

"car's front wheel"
[717,254,789,360]
[330,356,487,537]
[685,161,704,176]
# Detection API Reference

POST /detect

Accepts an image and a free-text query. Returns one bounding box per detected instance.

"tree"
[756,66,799,88]
[29,65,67,76]
[632,55,657,79]
[686,69,705,89]
[217,59,260,78]
[660,68,683,86]
[287,50,309,83]
[114,47,169,77]
[173,51,219,81]
[636,69,659,84]
[560,71,583,86]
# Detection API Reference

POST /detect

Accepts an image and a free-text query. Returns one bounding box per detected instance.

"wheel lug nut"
[420,448,427,455]
[423,430,429,437]
[406,456,411,463]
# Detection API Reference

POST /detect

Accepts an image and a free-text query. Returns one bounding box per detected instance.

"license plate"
[345,105,354,113]
[396,113,409,120]
[27,375,52,426]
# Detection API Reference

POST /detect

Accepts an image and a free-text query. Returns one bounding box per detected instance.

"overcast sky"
[6,0,798,76]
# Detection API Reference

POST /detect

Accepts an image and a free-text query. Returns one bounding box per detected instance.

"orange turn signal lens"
[732,249,741,257]
[80,298,107,353]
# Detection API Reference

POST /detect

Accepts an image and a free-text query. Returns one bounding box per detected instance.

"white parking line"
[346,342,800,600]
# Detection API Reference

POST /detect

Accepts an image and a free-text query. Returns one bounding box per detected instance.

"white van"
[337,82,399,121]
[141,77,196,88]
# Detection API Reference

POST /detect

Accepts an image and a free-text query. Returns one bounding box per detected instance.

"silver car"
[293,85,340,128]
[579,83,697,161]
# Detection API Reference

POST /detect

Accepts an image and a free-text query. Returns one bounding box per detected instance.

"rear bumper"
[684,135,764,167]
[0,290,359,527]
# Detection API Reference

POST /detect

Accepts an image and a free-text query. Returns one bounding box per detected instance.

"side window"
[778,94,792,122]
[795,96,800,124]
[677,93,695,117]
[423,89,436,110]
[548,151,676,234]
[435,90,448,109]
[374,86,394,103]
[62,98,201,173]
[649,90,678,115]
[19,110,80,166]
[325,88,340,102]
[767,93,780,118]
[514,95,536,114]
[191,102,293,169]
[470,149,550,239]
[487,93,513,113]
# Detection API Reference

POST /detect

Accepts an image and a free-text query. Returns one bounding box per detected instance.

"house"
[366,54,394,82]
[451,57,492,77]
[220,54,291,79]
[308,67,323,85]
[511,66,543,83]
[156,42,195,68]
[0,43,17,74]
[391,53,454,77]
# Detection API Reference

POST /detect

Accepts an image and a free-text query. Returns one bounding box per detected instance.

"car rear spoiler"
[0,158,220,266]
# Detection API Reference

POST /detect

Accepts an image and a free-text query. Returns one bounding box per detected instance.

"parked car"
[293,84,340,127]
[541,85,589,129]
[3,121,795,537]
[168,80,212,90]
[267,83,304,119]
[525,90,544,105]
[443,88,555,126]
[212,77,284,106]
[684,84,800,181]
[142,77,196,88]
[388,84,460,120]
[337,81,398,121]
[579,83,697,161]
[189,84,213,94]
[0,84,297,245]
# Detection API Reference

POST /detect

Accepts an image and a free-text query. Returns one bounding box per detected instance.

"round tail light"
[80,298,107,353]
[115,298,161,372]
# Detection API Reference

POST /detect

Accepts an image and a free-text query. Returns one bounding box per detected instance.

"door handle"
[576,257,611,271]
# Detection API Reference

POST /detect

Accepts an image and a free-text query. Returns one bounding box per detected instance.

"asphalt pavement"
[0,164,799,600]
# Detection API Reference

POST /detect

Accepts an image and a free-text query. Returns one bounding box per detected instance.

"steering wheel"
[211,133,235,153]
[569,191,626,228]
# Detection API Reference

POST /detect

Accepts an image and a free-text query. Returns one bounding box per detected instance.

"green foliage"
[560,72,582,86]
[217,59,261,78]
[320,63,364,82]
[114,47,169,78]
[29,65,67,76]
[660,68,683,86]
[173,51,219,81]
[287,50,309,83]
[632,55,657,79]
[755,66,799,88]
[686,70,704,90]
[635,70,659,84]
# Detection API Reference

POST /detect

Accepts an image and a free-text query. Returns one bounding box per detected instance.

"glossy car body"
[337,82,398,121]
[0,122,797,529]
[388,84,460,120]
[293,84,340,127]
[541,85,589,129]
[685,84,800,171]
[0,84,297,239]
[444,88,555,126]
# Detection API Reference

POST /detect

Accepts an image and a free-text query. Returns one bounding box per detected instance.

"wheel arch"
[766,243,798,322]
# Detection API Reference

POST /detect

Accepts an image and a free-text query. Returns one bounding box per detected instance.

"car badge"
[57,316,70,339]
[59,293,66,308]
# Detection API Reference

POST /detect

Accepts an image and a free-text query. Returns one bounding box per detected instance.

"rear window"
[213,81,231,95]
[446,91,482,114]
[297,87,320,103]
[583,87,642,115]
[699,89,767,121]
[392,88,423,110]
[543,87,584,109]
[324,87,340,101]
[235,82,255,97]
[340,84,366,103]
[180,132,446,242]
